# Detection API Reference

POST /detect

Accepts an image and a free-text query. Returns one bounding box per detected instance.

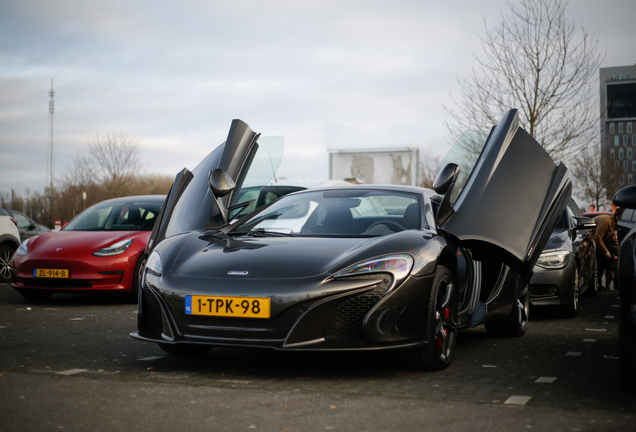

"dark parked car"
[613,186,636,389]
[529,200,597,317]
[131,109,571,371]
[5,209,50,242]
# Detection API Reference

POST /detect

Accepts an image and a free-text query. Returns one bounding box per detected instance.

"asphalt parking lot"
[1,283,635,431]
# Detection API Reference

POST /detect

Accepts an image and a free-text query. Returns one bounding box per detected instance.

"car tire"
[0,244,16,284]
[16,288,53,302]
[126,254,146,303]
[485,284,529,337]
[159,343,212,356]
[562,268,579,318]
[409,265,458,371]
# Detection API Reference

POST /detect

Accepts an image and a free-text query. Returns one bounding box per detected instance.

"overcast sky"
[1,0,634,196]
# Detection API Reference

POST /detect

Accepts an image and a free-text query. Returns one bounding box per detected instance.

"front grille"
[140,283,163,333]
[325,273,392,340]
[23,279,92,288]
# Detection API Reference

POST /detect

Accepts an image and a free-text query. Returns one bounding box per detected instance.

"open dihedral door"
[146,120,283,253]
[437,109,571,280]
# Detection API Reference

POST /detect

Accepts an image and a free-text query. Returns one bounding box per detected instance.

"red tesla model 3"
[11,195,164,302]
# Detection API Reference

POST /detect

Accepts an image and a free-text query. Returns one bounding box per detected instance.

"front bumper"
[11,254,135,293]
[529,262,573,306]
[131,271,434,352]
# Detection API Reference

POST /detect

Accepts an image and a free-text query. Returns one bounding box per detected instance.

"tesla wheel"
[485,285,529,337]
[159,343,212,356]
[409,265,457,371]
[562,268,579,318]
[619,311,636,390]
[16,288,53,302]
[0,244,16,284]
[127,254,146,303]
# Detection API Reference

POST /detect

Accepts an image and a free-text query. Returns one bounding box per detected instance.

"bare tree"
[419,150,441,189]
[571,146,616,211]
[83,132,144,198]
[444,0,603,162]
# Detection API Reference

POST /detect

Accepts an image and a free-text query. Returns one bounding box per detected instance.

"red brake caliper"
[436,306,450,349]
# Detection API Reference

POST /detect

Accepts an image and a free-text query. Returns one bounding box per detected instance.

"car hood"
[170,232,389,279]
[542,228,569,251]
[28,231,144,254]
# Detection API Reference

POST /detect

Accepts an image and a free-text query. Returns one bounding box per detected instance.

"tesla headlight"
[16,239,29,256]
[93,239,132,257]
[333,254,414,282]
[535,250,569,269]
[146,250,162,276]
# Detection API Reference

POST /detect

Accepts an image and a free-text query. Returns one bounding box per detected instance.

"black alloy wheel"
[485,284,529,337]
[0,245,15,284]
[410,265,458,370]
[562,268,579,318]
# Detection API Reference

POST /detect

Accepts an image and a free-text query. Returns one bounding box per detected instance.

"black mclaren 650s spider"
[131,109,571,370]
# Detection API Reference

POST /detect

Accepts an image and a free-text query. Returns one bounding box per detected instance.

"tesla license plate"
[185,295,271,319]
[34,269,69,278]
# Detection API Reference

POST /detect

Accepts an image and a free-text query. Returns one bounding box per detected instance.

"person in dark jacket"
[605,230,619,290]
[594,210,621,289]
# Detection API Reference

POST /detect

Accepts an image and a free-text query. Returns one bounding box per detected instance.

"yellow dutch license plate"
[185,295,271,319]
[34,269,69,278]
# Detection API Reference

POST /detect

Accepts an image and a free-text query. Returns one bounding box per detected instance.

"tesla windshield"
[232,189,422,236]
[64,200,163,231]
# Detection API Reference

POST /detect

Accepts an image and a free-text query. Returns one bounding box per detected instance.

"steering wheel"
[366,221,405,233]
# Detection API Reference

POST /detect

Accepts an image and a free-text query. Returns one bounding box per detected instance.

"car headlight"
[146,250,162,276]
[535,250,570,269]
[333,254,414,283]
[92,239,132,257]
[15,239,29,256]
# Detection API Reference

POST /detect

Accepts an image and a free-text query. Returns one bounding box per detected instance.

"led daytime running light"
[93,239,132,257]
[535,250,569,269]
[334,254,413,281]
[146,250,162,276]
[16,239,29,256]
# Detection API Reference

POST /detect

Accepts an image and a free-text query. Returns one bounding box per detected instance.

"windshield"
[232,189,422,237]
[64,198,164,231]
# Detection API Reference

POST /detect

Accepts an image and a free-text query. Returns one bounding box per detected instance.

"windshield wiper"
[237,228,294,237]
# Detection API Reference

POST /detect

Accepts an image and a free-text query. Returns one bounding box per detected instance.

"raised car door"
[146,120,283,252]
[435,109,571,280]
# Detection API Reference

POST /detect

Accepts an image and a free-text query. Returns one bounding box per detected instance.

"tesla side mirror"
[614,185,636,209]
[572,216,596,230]
[433,163,460,195]
[208,169,236,197]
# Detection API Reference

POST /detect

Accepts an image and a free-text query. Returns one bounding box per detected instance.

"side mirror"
[208,169,236,226]
[613,185,636,209]
[433,163,460,226]
[208,169,236,197]
[572,216,596,230]
[433,163,460,195]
